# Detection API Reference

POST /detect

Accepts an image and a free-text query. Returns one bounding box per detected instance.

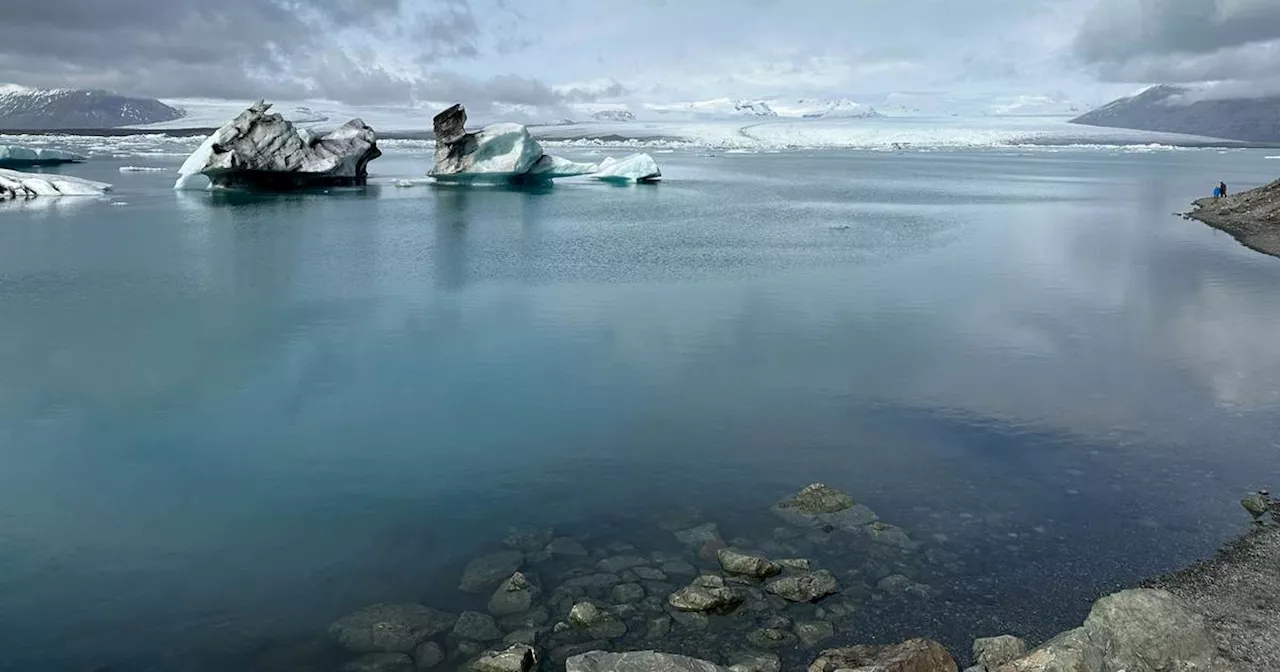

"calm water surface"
[2,147,1279,671]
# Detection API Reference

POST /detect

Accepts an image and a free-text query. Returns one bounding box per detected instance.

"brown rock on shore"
[1188,179,1280,257]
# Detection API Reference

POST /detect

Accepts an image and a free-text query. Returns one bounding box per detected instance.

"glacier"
[0,168,111,200]
[0,145,84,167]
[173,101,381,191]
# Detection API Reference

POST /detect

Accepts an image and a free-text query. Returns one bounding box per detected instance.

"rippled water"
[2,147,1279,671]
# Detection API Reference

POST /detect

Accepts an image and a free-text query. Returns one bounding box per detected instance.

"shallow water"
[2,147,1280,671]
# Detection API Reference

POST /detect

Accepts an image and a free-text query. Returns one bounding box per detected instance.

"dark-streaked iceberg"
[174,101,381,190]
[0,168,111,200]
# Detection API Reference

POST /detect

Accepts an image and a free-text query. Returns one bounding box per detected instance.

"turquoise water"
[2,147,1280,670]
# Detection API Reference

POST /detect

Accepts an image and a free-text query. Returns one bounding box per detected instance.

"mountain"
[0,87,185,129]
[769,98,880,119]
[592,109,636,122]
[1071,85,1280,142]
[646,98,778,118]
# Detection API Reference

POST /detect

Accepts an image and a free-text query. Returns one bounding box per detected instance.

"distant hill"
[1071,85,1280,143]
[0,88,185,129]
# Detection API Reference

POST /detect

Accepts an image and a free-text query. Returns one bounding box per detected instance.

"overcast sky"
[0,0,1277,107]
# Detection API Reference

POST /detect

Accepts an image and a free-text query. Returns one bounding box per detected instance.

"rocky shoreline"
[1187,179,1280,258]
[246,484,1280,672]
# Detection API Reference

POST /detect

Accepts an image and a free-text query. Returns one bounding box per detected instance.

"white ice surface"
[592,153,661,183]
[526,154,599,179]
[0,167,111,199]
[436,123,544,179]
[0,145,84,162]
[173,132,218,190]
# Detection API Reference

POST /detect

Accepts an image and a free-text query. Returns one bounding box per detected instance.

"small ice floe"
[118,166,167,173]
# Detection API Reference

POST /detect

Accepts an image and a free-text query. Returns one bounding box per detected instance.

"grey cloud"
[1074,0,1280,82]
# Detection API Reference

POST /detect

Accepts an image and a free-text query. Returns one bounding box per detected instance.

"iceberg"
[0,145,85,168]
[429,104,623,184]
[592,153,662,183]
[173,101,381,191]
[0,168,111,200]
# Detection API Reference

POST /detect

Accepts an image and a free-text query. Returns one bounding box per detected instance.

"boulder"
[668,576,744,614]
[612,583,646,604]
[453,611,503,642]
[717,549,782,579]
[568,602,627,640]
[343,653,415,672]
[645,615,673,640]
[0,167,111,200]
[796,621,835,648]
[764,570,840,603]
[597,555,651,573]
[809,639,959,672]
[488,572,539,617]
[634,567,668,581]
[564,573,623,592]
[547,537,590,557]
[674,523,723,548]
[329,603,456,654]
[174,101,380,190]
[566,650,731,672]
[727,652,781,672]
[1082,589,1224,672]
[972,636,1027,669]
[470,644,538,672]
[414,641,445,669]
[746,628,798,649]
[994,627,1100,672]
[773,484,880,531]
[504,526,555,552]
[460,551,526,593]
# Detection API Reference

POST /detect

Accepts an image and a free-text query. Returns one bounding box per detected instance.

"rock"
[499,606,550,631]
[0,167,112,200]
[470,644,537,672]
[727,652,782,672]
[717,549,783,579]
[746,628,798,649]
[329,603,457,654]
[597,555,650,573]
[547,537,589,557]
[645,615,673,640]
[700,540,729,563]
[174,101,380,190]
[655,507,707,531]
[674,523,723,548]
[776,559,812,571]
[773,484,882,531]
[972,636,1026,669]
[566,651,731,672]
[668,579,744,614]
[461,551,526,593]
[866,522,918,549]
[780,483,855,514]
[453,611,503,642]
[343,653,414,672]
[634,567,668,581]
[567,602,627,640]
[795,621,835,648]
[877,574,930,598]
[488,572,539,617]
[1242,493,1270,520]
[994,627,1100,672]
[669,609,710,631]
[1082,589,1224,672]
[764,570,840,603]
[662,561,699,577]
[809,639,959,672]
[457,641,487,658]
[414,642,445,670]
[502,628,542,647]
[563,574,623,592]
[504,526,555,553]
[612,583,646,604]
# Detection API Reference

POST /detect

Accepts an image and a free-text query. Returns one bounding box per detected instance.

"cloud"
[1074,0,1280,83]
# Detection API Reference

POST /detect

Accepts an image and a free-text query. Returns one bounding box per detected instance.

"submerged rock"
[488,572,539,617]
[727,652,781,672]
[566,651,730,672]
[673,523,723,548]
[460,551,525,593]
[174,101,380,190]
[342,652,414,672]
[746,628,798,649]
[717,549,782,579]
[764,570,839,603]
[328,603,456,654]
[795,621,835,648]
[972,635,1027,669]
[470,644,537,672]
[612,583,646,604]
[453,611,503,642]
[547,537,589,557]
[568,602,627,640]
[597,555,650,574]
[773,483,880,531]
[668,576,744,614]
[781,483,855,514]
[808,639,958,672]
[414,641,445,669]
[504,526,555,552]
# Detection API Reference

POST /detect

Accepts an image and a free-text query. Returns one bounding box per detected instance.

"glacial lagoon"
[2,144,1280,670]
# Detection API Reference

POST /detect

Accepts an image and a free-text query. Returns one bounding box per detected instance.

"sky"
[0,0,1278,109]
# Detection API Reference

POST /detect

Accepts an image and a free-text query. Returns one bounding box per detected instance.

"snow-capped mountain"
[1071,85,1280,142]
[769,98,880,119]
[0,87,184,129]
[592,109,636,122]
[987,95,1085,116]
[645,98,778,118]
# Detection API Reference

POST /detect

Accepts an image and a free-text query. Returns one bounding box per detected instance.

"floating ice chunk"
[119,166,167,173]
[431,121,544,181]
[526,154,599,179]
[0,145,84,167]
[0,168,111,200]
[592,153,661,183]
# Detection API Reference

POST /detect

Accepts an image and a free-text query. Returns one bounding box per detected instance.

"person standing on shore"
[1220,181,1228,197]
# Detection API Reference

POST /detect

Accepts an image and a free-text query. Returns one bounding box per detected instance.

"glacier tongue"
[0,168,111,200]
[173,100,381,191]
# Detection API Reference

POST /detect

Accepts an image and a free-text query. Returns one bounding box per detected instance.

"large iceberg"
[174,101,381,190]
[592,154,662,183]
[0,168,111,200]
[0,146,84,168]
[428,104,647,184]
